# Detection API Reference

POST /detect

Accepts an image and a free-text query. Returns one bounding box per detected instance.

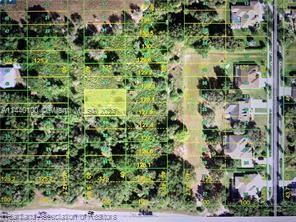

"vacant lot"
[178,48,225,184]
[1,0,144,24]
[183,50,225,78]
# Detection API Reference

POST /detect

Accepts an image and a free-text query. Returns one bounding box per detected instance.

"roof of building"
[225,100,253,122]
[0,65,22,89]
[234,173,264,198]
[231,1,265,29]
[234,64,261,89]
[224,135,253,160]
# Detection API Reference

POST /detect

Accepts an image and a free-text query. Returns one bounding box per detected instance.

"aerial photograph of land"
[0,0,296,221]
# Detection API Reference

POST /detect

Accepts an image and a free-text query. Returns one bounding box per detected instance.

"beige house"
[234,64,263,89]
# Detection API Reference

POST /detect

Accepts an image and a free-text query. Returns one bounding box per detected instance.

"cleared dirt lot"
[0,0,144,24]
[177,48,215,186]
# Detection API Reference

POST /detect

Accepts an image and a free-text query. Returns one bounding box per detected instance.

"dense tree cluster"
[0,2,197,212]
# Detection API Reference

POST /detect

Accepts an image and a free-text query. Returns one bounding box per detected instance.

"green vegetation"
[279,201,296,216]
[0,0,279,216]
[0,2,197,212]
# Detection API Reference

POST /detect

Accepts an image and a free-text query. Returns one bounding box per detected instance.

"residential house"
[224,135,254,168]
[0,64,23,89]
[231,0,265,29]
[234,173,265,199]
[225,100,252,122]
[234,64,265,89]
[225,98,267,122]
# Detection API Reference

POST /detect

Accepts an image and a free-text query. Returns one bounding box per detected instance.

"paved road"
[271,0,280,216]
[2,209,296,222]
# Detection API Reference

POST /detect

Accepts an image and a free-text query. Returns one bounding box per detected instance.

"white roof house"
[234,173,265,199]
[0,65,23,89]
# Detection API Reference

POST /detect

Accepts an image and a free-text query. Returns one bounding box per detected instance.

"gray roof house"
[225,101,252,122]
[224,135,254,168]
[225,98,267,122]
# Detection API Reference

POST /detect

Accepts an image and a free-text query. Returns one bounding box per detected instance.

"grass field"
[183,49,225,77]
[254,114,268,129]
[284,170,296,181]
[284,154,296,180]
[84,89,126,116]
[232,25,267,38]
[241,88,267,100]
[285,41,296,64]
[285,40,296,77]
